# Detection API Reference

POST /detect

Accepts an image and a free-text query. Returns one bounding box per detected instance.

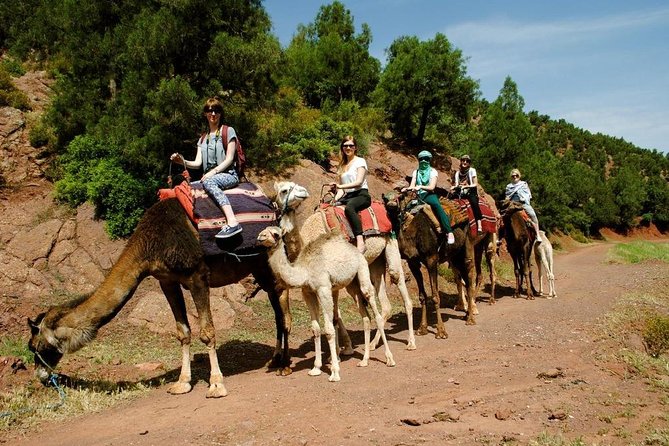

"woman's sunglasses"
[511,174,519,178]
[342,143,355,148]
[205,108,221,114]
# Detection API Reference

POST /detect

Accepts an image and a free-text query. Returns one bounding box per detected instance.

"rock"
[537,368,564,379]
[495,408,513,420]
[6,219,62,263]
[401,418,422,426]
[548,411,568,420]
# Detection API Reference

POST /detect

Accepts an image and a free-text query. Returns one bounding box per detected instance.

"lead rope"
[0,352,66,419]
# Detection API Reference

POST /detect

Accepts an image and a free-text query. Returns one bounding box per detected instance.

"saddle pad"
[319,201,393,241]
[192,182,277,255]
[453,198,497,236]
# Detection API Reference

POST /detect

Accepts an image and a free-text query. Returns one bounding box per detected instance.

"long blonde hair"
[337,135,358,174]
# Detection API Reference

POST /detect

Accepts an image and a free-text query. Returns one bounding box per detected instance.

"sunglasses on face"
[418,157,430,162]
[205,108,220,114]
[342,143,355,148]
[511,174,519,178]
[461,159,470,163]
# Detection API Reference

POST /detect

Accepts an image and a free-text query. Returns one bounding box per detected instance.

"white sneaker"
[447,233,455,244]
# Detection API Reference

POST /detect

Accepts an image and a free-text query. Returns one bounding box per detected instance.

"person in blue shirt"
[170,97,241,239]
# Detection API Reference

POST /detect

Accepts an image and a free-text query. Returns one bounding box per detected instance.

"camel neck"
[267,240,308,288]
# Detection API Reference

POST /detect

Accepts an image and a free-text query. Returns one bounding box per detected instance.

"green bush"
[0,65,31,110]
[55,135,158,238]
[28,116,53,148]
[0,57,26,77]
[643,315,669,358]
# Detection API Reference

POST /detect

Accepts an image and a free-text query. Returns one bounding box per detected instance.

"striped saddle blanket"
[452,198,498,236]
[319,201,393,241]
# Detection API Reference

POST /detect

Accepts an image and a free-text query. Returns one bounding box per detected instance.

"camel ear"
[28,318,39,335]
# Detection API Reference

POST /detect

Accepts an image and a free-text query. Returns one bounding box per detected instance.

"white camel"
[534,230,557,298]
[257,226,395,382]
[273,181,416,352]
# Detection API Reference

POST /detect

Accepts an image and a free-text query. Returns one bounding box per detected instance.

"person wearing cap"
[505,168,542,243]
[402,150,455,244]
[452,154,483,233]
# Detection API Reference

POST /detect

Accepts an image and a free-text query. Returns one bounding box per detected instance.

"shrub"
[0,57,26,77]
[0,64,31,110]
[643,315,669,358]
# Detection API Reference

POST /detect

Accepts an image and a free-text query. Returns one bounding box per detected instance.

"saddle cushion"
[452,198,497,236]
[160,182,276,255]
[193,182,277,255]
[319,201,393,241]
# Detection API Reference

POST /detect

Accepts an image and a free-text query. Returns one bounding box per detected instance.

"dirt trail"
[9,240,668,446]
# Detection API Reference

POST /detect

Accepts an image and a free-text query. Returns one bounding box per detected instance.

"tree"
[283,1,379,108]
[375,33,478,145]
[474,77,536,196]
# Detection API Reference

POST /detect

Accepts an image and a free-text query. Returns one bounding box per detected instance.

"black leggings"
[465,188,483,221]
[339,189,371,236]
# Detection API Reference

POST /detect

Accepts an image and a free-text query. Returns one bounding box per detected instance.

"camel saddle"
[451,198,497,236]
[319,201,393,242]
[158,181,277,255]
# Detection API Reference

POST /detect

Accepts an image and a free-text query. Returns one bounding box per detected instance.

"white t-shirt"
[340,156,369,193]
[411,167,439,185]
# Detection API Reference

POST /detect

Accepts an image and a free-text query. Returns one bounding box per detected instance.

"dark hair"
[203,97,223,115]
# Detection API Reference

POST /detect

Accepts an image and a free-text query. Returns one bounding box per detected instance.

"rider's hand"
[170,153,183,165]
[328,182,338,192]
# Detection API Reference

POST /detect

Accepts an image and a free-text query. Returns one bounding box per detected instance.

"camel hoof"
[308,367,322,377]
[465,319,477,326]
[275,367,292,376]
[471,306,479,315]
[435,332,448,339]
[340,346,355,356]
[357,359,369,367]
[406,341,417,351]
[328,373,341,382]
[206,383,228,398]
[385,356,396,367]
[417,327,428,336]
[166,381,192,395]
[265,355,283,369]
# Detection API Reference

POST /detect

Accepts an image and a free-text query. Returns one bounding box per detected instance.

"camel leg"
[188,272,227,398]
[303,290,324,377]
[463,253,478,325]
[368,258,390,351]
[525,244,535,300]
[408,259,430,336]
[331,291,351,361]
[268,289,292,376]
[427,254,448,339]
[347,284,372,367]
[357,264,395,367]
[315,286,340,382]
[486,237,497,304]
[335,303,354,356]
[160,281,193,395]
[384,239,416,350]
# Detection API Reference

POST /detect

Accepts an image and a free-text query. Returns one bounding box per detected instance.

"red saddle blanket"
[452,198,498,236]
[319,201,393,241]
[158,182,276,255]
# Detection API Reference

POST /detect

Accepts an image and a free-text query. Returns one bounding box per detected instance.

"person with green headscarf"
[402,150,455,244]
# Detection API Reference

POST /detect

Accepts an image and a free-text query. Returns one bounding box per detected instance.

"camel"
[500,200,536,300]
[28,185,310,397]
[273,181,416,352]
[533,230,557,298]
[257,226,395,381]
[383,191,496,334]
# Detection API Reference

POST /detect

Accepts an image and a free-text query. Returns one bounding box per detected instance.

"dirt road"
[9,241,669,446]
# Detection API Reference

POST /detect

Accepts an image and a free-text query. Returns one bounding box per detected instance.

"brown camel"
[500,200,536,300]
[273,181,416,352]
[28,185,310,397]
[384,191,497,335]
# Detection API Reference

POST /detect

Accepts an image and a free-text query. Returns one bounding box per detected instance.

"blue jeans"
[522,203,539,227]
[202,171,239,208]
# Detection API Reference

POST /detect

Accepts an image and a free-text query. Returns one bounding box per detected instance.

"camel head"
[27,312,64,384]
[257,226,283,249]
[273,181,309,213]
